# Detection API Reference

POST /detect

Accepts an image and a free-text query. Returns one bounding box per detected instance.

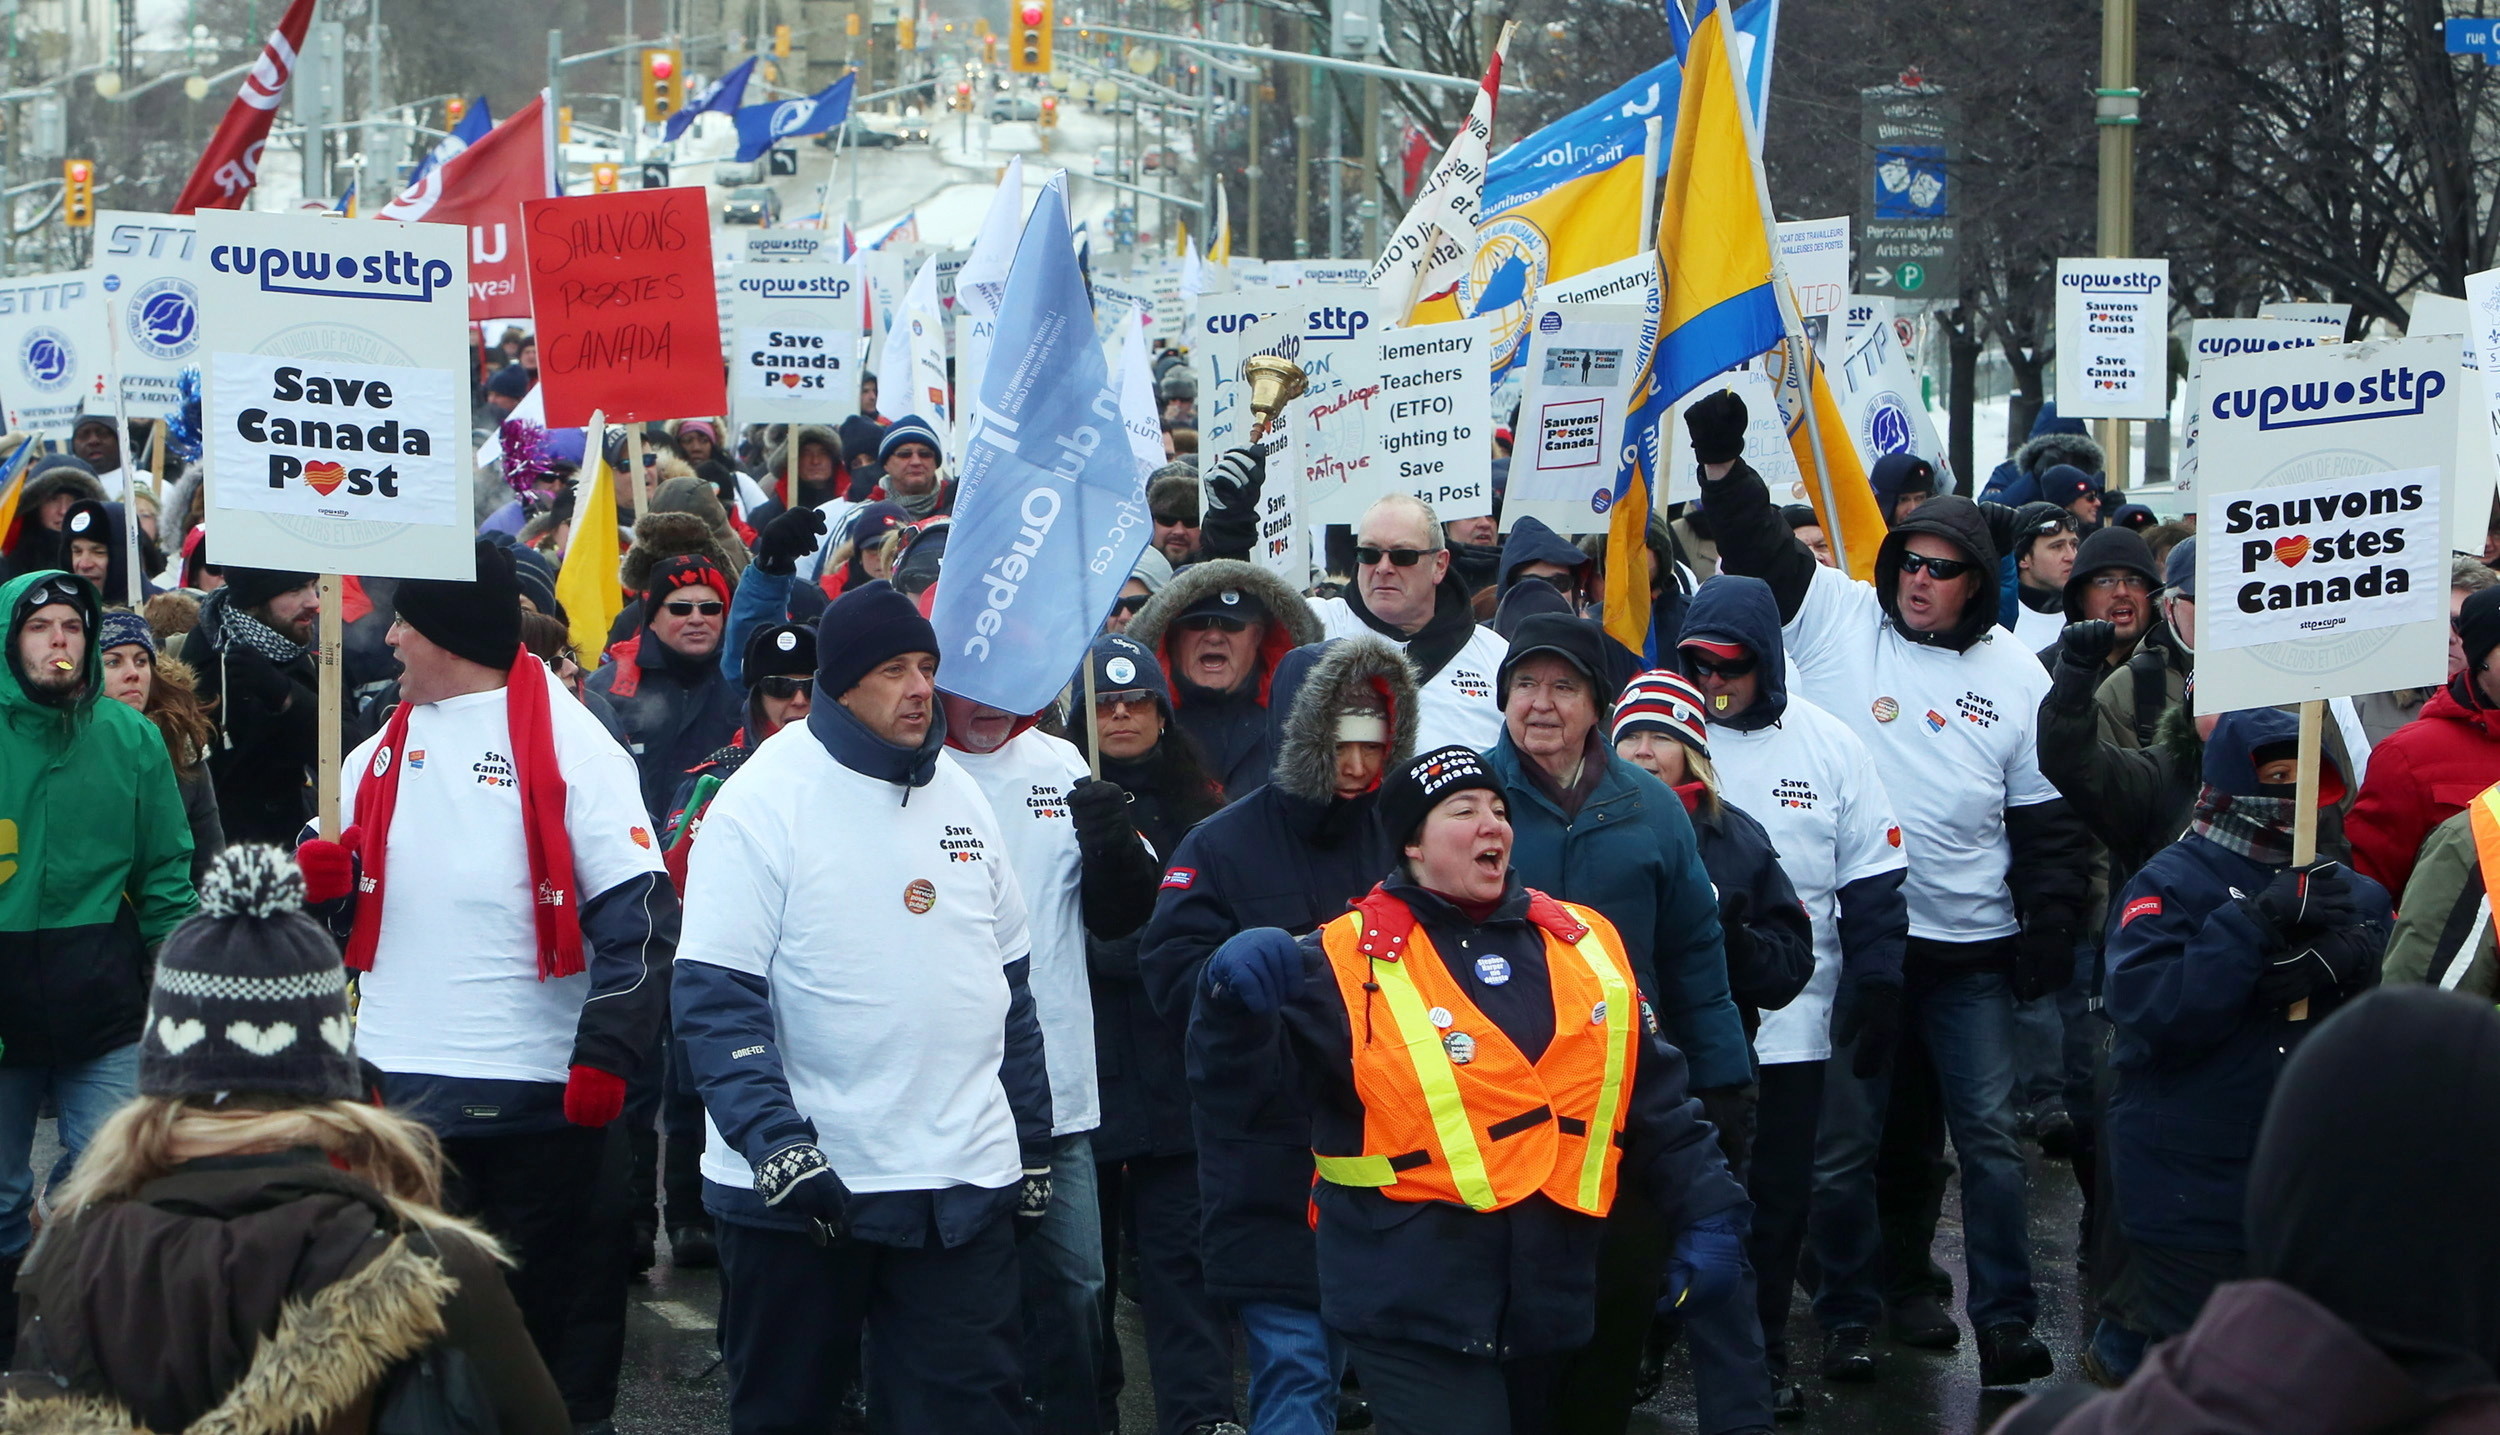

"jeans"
[1746,1060,1825,1381]
[1810,960,2036,1333]
[1236,1300,1344,1435]
[0,1043,141,1258]
[1021,1133,1107,1435]
[2011,940,2098,1120]
[1341,1331,1564,1435]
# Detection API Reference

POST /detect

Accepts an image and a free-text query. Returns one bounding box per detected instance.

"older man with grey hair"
[1301,491,1509,752]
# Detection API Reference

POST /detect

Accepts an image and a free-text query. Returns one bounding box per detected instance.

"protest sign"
[728,261,860,430]
[1776,216,1850,348]
[2192,338,2456,711]
[1197,296,1303,582]
[0,272,103,444]
[1093,277,1153,352]
[742,228,836,262]
[2406,290,2496,556]
[198,209,473,579]
[523,187,724,425]
[2055,258,2168,419]
[954,308,996,452]
[2257,300,2351,335]
[1835,314,1950,485]
[875,255,951,426]
[859,247,907,332]
[1374,318,1493,519]
[1146,261,1187,345]
[95,211,198,420]
[2177,319,2327,494]
[1505,303,1645,533]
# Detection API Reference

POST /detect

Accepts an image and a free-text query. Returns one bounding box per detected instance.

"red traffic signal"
[1019,2,1045,26]
[647,51,675,80]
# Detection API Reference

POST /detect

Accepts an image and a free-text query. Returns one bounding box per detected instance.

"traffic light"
[774,23,792,57]
[1011,0,1052,73]
[1039,93,1058,127]
[557,105,573,143]
[955,81,973,111]
[640,47,684,124]
[592,163,620,193]
[445,96,467,126]
[846,11,861,36]
[974,16,992,36]
[62,159,92,227]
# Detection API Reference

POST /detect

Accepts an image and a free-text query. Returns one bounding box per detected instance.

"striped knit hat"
[1610,670,1709,756]
[140,844,359,1102]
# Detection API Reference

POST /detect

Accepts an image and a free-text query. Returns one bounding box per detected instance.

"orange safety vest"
[1312,885,1640,1216]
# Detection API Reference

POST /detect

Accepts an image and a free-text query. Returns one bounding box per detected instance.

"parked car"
[721,185,781,225]
[811,118,906,149]
[988,94,1042,122]
[1092,145,1128,179]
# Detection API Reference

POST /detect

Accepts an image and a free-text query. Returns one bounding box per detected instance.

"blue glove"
[1662,1209,1751,1314]
[1206,927,1310,1014]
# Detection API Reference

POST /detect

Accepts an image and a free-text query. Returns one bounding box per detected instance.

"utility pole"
[1292,37,1309,257]
[1361,72,1379,258]
[2095,0,2139,484]
[548,28,564,147]
[365,0,385,204]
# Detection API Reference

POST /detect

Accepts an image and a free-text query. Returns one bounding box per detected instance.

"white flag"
[955,156,1025,323]
[877,256,952,430]
[1368,23,1513,320]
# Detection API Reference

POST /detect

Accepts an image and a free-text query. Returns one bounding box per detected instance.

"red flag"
[374,95,553,322]
[172,0,317,215]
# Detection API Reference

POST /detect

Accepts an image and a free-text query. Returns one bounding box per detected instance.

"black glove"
[2058,619,2118,669]
[2013,920,2078,1003]
[1693,1084,1758,1177]
[1683,389,1748,465]
[1014,1165,1054,1242]
[1065,777,1133,862]
[2247,861,2358,947]
[1977,500,2022,564]
[1836,981,1904,1080]
[2253,923,2378,1009]
[753,506,829,576]
[1204,445,1265,513]
[754,1134,852,1230]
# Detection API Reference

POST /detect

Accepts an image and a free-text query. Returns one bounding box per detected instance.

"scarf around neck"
[219,596,310,665]
[2190,785,2298,867]
[1347,574,1476,684]
[345,649,581,980]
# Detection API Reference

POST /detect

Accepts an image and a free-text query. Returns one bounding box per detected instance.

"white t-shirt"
[2010,597,2064,654]
[1314,596,1507,753]
[342,664,666,1084]
[1706,695,1906,1064]
[1781,563,2060,941]
[681,726,1033,1195]
[949,728,1102,1138]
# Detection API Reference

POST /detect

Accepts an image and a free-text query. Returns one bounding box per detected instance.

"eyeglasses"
[1355,545,1432,567]
[1178,613,1250,633]
[1681,651,1759,679]
[2086,573,2153,593]
[1113,595,1151,615]
[757,675,809,700]
[662,600,726,617]
[1896,551,1980,581]
[1094,688,1156,711]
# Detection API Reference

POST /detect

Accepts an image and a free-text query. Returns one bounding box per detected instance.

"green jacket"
[0,569,195,1067]
[2383,807,2499,999]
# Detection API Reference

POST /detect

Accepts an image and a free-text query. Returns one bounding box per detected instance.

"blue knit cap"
[98,609,156,655]
[878,414,943,465]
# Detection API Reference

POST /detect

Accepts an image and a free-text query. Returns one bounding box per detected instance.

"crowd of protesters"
[0,349,2497,1435]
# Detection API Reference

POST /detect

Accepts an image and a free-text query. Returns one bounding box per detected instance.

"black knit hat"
[743,621,818,684]
[1380,745,1506,848]
[1497,613,1614,709]
[223,565,317,612]
[141,844,360,1102]
[2462,586,2500,675]
[817,579,937,699]
[394,537,523,671]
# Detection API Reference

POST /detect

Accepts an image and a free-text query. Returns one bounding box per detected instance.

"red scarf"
[344,646,583,980]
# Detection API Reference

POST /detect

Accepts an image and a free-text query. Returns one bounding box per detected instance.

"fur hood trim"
[1272,636,1419,802]
[0,1235,458,1435]
[764,423,843,476]
[2016,429,2105,480]
[620,510,740,593]
[1128,560,1322,657]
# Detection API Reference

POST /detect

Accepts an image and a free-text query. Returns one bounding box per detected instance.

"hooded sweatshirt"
[1677,575,1908,1064]
[1495,516,1591,602]
[2054,524,2164,664]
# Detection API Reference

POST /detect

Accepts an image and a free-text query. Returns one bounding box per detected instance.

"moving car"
[721,185,781,225]
[1093,145,1127,178]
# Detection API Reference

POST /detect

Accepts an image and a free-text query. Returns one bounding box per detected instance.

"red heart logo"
[781,372,801,388]
[303,460,347,496]
[2275,535,2311,567]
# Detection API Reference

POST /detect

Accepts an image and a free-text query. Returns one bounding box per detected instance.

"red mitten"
[295,835,355,905]
[564,1064,628,1127]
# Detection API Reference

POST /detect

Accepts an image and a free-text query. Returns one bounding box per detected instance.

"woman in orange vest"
[1193,744,1754,1435]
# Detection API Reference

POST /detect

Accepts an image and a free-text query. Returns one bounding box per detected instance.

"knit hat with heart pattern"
[140,843,359,1102]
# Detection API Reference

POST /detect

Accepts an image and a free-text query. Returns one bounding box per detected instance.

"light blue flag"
[667,55,757,142]
[934,175,1156,716]
[732,73,855,163]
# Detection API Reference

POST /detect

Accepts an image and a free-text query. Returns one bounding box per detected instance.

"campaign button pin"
[1591,1001,1609,1025]
[1872,696,1900,722]
[903,878,938,914]
[1428,1006,1453,1029]
[1444,1031,1477,1064]
[1475,955,1511,986]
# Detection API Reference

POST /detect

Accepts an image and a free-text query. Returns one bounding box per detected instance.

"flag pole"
[1638,116,1664,246]
[102,298,143,609]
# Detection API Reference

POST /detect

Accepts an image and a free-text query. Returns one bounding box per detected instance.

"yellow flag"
[555,456,623,665]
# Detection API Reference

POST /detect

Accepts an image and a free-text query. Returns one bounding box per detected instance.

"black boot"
[1977,1323,2054,1386]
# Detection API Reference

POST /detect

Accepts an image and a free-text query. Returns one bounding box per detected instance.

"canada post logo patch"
[1161,867,1197,891]
[2121,895,2162,928]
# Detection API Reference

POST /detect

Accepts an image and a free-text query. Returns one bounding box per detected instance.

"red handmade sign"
[522,187,724,426]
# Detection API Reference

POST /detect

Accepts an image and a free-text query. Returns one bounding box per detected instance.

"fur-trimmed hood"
[644,474,749,575]
[763,423,843,479]
[1127,560,1322,706]
[2016,428,2106,481]
[619,509,741,595]
[1270,636,1419,802]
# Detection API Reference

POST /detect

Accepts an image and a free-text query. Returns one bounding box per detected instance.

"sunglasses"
[1896,551,1980,582]
[1178,613,1250,633]
[1094,688,1156,711]
[662,600,726,617]
[1113,595,1151,615]
[1152,512,1196,528]
[1355,545,1432,567]
[757,674,809,700]
[1682,651,1759,679]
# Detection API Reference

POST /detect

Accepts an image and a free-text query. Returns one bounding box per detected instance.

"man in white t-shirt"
[294,540,678,1427]
[1686,391,2092,1389]
[938,689,1162,1435]
[1670,572,1910,1417]
[674,581,1053,1434]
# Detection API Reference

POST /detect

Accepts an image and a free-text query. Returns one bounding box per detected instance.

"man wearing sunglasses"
[1128,558,1323,801]
[588,554,746,822]
[1148,466,1204,568]
[1301,492,1512,755]
[1685,389,2090,1389]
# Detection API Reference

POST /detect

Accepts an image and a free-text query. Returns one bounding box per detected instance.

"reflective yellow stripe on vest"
[1561,925,1632,1210]
[1311,1152,1396,1186]
[1354,913,1502,1211]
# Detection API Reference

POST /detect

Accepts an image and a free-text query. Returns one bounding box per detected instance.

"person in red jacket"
[2349,586,2500,896]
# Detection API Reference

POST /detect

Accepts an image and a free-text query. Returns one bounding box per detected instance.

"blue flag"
[667,55,758,142]
[732,73,854,163]
[409,96,490,187]
[933,175,1155,716]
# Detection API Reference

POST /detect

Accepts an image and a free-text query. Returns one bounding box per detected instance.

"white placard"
[0,271,104,442]
[1269,259,1372,288]
[1776,216,1851,340]
[1146,261,1187,346]
[742,228,837,263]
[2177,319,2328,495]
[2191,337,2457,710]
[198,211,474,580]
[2409,290,2497,555]
[2055,258,2169,419]
[1842,295,1895,350]
[1505,303,1645,534]
[859,248,907,334]
[729,261,861,429]
[2257,300,2351,334]
[1836,315,1951,486]
[1374,317,1492,519]
[95,211,199,420]
[1208,304,1308,584]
